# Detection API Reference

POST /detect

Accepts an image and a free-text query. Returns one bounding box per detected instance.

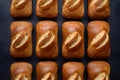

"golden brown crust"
[62,0,84,19]
[62,62,85,80]
[87,61,110,80]
[10,0,32,18]
[36,61,58,80]
[88,0,110,19]
[36,21,58,59]
[10,21,32,58]
[36,0,58,18]
[10,62,32,80]
[87,21,110,59]
[62,21,84,59]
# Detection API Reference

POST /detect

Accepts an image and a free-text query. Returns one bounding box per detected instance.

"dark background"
[0,0,120,80]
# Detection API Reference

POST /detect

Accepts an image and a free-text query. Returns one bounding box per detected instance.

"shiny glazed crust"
[87,61,110,80]
[88,0,110,19]
[36,0,58,18]
[62,21,84,59]
[62,0,84,19]
[87,21,110,59]
[10,62,32,80]
[62,62,85,80]
[10,21,32,58]
[10,0,32,18]
[36,21,58,58]
[36,61,58,80]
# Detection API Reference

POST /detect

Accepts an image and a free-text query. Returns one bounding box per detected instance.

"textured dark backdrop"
[0,0,120,80]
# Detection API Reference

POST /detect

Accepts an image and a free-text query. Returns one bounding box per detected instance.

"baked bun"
[88,0,110,19]
[36,61,58,80]
[10,21,32,58]
[62,62,85,80]
[10,62,32,80]
[10,0,32,18]
[36,0,58,18]
[36,21,58,58]
[62,0,84,19]
[87,61,110,80]
[62,21,84,59]
[87,21,110,59]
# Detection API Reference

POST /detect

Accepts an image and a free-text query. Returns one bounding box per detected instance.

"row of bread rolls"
[10,21,111,59]
[10,0,110,19]
[10,61,110,80]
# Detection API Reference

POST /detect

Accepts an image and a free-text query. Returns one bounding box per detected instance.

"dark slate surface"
[0,0,120,80]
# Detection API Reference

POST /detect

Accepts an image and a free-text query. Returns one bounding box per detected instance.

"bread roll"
[36,61,58,80]
[62,0,84,19]
[88,0,110,19]
[87,61,110,80]
[10,62,32,80]
[62,21,84,59]
[10,21,32,58]
[87,21,110,59]
[10,0,32,18]
[62,62,85,80]
[36,0,58,18]
[36,21,58,58]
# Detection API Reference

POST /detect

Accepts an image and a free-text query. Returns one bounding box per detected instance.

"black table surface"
[0,0,120,80]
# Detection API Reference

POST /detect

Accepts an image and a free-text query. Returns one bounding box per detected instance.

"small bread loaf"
[87,61,110,80]
[62,21,84,59]
[10,62,32,80]
[36,21,58,58]
[88,0,110,19]
[10,21,32,58]
[62,62,85,80]
[62,0,84,19]
[10,0,32,18]
[36,61,58,80]
[87,21,110,59]
[36,0,58,18]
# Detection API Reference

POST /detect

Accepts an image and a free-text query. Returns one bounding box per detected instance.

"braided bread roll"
[36,0,58,18]
[87,21,110,59]
[10,0,32,18]
[62,0,84,19]
[88,0,110,19]
[36,21,58,59]
[10,21,32,58]
[10,62,32,80]
[87,61,110,80]
[62,21,84,59]
[36,61,58,80]
[62,62,85,80]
